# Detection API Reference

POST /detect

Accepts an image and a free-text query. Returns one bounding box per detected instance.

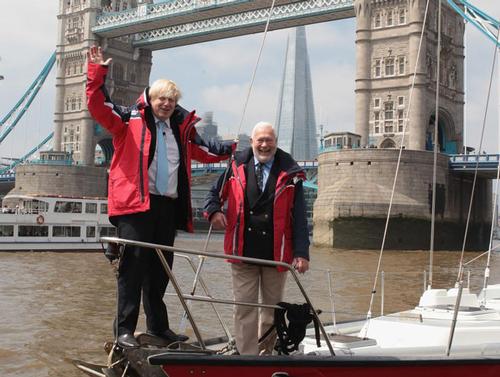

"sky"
[0,0,498,160]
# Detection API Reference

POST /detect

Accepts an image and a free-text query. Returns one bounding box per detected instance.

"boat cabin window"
[53,226,81,237]
[99,226,116,237]
[86,226,96,238]
[55,201,82,213]
[85,202,98,214]
[22,199,49,214]
[0,225,14,237]
[19,225,49,237]
[100,203,108,214]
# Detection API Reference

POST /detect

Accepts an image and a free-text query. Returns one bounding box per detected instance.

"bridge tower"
[53,0,152,166]
[355,0,464,153]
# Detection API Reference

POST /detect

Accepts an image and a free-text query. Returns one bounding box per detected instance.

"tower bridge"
[94,0,354,49]
[1,0,499,249]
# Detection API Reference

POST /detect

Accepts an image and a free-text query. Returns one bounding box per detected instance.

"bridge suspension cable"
[0,132,54,175]
[0,52,56,144]
[446,0,500,47]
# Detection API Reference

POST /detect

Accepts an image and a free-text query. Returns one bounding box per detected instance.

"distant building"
[196,111,220,142]
[323,132,361,150]
[275,26,318,160]
[221,133,250,152]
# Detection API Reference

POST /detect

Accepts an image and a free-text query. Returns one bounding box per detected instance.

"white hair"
[251,121,276,139]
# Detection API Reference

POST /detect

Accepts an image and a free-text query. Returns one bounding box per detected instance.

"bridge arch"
[425,108,457,154]
[95,138,114,166]
[380,138,396,149]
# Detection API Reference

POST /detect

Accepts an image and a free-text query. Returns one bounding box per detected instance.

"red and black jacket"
[86,62,233,232]
[204,148,310,270]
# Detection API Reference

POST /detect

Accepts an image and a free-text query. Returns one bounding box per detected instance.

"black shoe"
[147,329,189,343]
[117,333,140,348]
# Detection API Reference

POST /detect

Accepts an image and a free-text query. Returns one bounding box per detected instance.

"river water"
[1,233,500,376]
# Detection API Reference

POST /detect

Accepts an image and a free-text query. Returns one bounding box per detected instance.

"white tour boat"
[0,194,115,251]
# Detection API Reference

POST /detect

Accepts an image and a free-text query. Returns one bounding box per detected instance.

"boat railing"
[304,266,476,324]
[100,236,336,356]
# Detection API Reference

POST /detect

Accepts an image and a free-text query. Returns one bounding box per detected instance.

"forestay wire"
[457,26,500,285]
[235,0,278,138]
[180,0,279,332]
[361,0,432,332]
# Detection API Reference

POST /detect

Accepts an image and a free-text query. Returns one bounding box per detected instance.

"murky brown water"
[1,233,500,376]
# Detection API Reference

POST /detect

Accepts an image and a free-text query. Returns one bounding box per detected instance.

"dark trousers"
[115,195,176,336]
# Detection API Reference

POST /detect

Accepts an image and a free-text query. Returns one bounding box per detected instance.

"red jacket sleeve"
[86,63,127,137]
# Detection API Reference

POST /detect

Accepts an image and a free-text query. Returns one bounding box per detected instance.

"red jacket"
[87,63,233,232]
[204,148,310,271]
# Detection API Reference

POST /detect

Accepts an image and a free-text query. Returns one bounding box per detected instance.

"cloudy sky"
[0,1,498,160]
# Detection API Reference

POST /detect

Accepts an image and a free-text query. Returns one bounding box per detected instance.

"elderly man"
[86,46,234,348]
[204,121,310,355]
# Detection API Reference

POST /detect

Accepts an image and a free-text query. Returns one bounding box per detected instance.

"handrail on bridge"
[449,154,500,163]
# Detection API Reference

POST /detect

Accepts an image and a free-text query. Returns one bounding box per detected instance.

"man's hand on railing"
[293,257,309,274]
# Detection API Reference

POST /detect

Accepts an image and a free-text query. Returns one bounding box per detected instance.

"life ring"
[36,215,44,225]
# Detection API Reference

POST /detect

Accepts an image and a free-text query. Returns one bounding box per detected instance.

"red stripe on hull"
[161,362,500,377]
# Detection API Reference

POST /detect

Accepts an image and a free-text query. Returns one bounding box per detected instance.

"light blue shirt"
[253,156,274,189]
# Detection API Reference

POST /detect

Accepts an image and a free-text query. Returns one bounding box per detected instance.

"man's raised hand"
[87,46,112,66]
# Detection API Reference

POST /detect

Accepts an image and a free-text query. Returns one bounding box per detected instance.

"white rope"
[457,26,500,288]
[362,0,431,331]
[236,0,278,137]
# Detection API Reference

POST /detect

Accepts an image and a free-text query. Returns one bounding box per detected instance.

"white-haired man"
[204,122,310,355]
[87,46,234,348]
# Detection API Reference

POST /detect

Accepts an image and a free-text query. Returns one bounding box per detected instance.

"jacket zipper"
[232,164,245,255]
[139,122,147,202]
[274,176,295,262]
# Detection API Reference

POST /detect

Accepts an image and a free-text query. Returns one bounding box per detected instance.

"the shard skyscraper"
[275,26,318,160]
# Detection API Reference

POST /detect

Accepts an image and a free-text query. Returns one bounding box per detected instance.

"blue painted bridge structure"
[3,155,499,187]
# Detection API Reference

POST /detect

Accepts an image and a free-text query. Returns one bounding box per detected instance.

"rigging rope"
[362,0,432,330]
[457,26,500,284]
[429,0,443,290]
[184,0,278,336]
[235,0,277,137]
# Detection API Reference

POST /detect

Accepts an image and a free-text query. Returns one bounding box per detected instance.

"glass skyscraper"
[275,26,318,160]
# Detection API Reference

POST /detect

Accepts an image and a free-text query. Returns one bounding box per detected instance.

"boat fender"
[273,302,321,355]
[36,215,44,225]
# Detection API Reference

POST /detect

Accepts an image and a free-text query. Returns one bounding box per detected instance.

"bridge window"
[374,112,380,134]
[386,9,394,27]
[385,57,395,76]
[100,203,108,214]
[71,97,77,111]
[374,59,381,78]
[85,203,97,214]
[374,11,382,28]
[113,63,124,81]
[398,110,404,132]
[399,8,406,25]
[384,101,394,119]
[0,225,14,237]
[53,226,81,237]
[374,98,380,108]
[19,226,48,237]
[398,56,405,75]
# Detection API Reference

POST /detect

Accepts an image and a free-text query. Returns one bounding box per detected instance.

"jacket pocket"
[110,175,141,210]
